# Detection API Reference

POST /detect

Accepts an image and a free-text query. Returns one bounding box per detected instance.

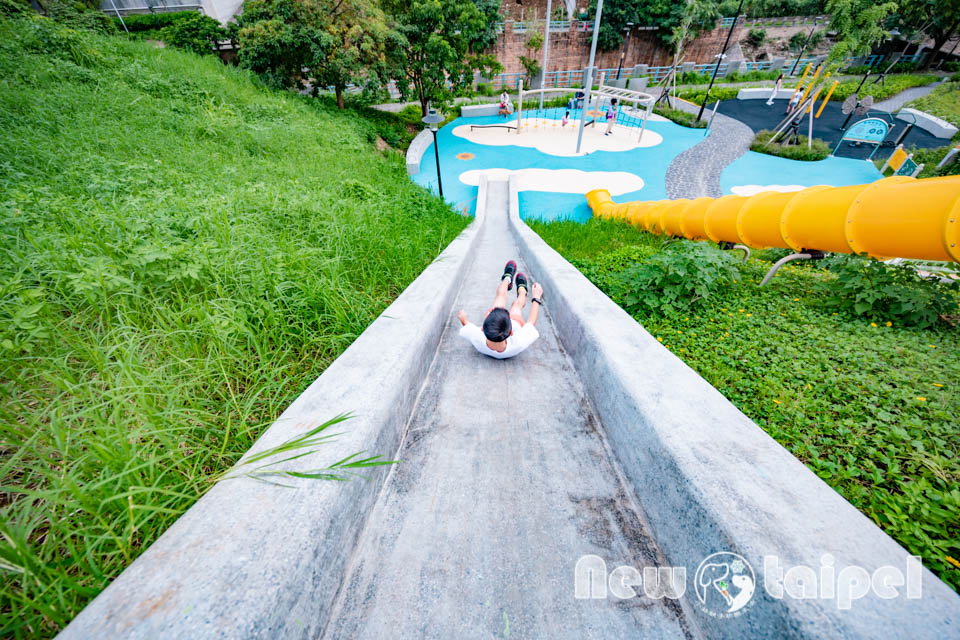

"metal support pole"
[539,0,552,111]
[576,0,603,154]
[432,129,443,198]
[616,23,632,80]
[788,18,819,76]
[697,0,743,121]
[110,0,129,33]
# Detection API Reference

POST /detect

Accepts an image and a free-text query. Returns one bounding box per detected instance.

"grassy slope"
[530,218,960,592]
[0,16,468,637]
[906,79,960,129]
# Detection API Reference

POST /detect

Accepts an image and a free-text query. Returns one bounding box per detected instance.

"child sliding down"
[458,260,544,360]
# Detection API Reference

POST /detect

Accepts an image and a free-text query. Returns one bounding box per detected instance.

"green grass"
[905,80,960,129]
[751,129,831,161]
[529,217,960,593]
[0,15,468,637]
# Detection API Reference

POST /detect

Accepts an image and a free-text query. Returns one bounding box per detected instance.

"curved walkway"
[664,100,754,199]
[872,80,944,113]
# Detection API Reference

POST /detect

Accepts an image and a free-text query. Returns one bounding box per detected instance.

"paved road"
[321,181,694,640]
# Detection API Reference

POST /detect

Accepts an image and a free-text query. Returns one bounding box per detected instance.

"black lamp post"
[422,109,444,198]
[788,16,821,76]
[697,0,743,122]
[616,23,634,80]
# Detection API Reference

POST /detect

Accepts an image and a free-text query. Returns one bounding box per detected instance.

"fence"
[722,15,831,28]
[384,50,928,101]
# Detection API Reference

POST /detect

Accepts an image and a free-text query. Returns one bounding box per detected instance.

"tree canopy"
[383,0,501,115]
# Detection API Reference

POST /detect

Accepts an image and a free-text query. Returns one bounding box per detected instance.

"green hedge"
[830,74,937,102]
[654,104,707,128]
[750,129,831,161]
[113,10,199,33]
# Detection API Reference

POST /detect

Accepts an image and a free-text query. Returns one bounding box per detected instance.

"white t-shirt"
[459,320,540,360]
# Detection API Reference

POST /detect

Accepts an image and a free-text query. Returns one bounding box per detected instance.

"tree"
[161,13,227,56]
[236,0,391,108]
[385,0,502,116]
[825,0,898,59]
[892,0,960,69]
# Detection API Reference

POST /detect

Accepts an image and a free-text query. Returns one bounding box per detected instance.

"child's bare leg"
[491,277,510,309]
[509,285,527,323]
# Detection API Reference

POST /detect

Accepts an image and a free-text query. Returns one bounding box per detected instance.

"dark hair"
[482,308,512,342]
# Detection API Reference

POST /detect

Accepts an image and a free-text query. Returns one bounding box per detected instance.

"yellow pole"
[806,72,830,113]
[799,64,822,105]
[815,80,839,118]
[789,63,811,102]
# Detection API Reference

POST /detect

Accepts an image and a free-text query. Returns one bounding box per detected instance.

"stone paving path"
[663,100,755,199]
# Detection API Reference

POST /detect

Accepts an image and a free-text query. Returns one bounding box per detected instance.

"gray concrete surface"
[897,106,958,139]
[320,177,693,639]
[406,129,433,176]
[507,175,960,638]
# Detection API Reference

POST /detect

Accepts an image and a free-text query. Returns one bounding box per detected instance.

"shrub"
[831,74,937,102]
[654,105,708,128]
[113,10,198,33]
[750,129,831,161]
[821,257,959,328]
[617,241,741,316]
[160,12,224,55]
[747,27,766,48]
[676,86,740,105]
[39,0,115,33]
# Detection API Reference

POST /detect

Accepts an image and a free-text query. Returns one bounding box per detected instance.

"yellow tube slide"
[585,176,960,263]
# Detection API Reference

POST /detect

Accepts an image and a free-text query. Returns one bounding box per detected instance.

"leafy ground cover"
[905,78,960,129]
[530,217,960,592]
[0,15,468,637]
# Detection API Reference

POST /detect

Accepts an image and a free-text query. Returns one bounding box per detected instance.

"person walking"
[767,74,784,106]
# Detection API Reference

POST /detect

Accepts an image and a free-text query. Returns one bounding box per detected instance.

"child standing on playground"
[767,74,784,106]
[785,90,800,115]
[561,110,570,127]
[457,261,544,360]
[604,99,618,136]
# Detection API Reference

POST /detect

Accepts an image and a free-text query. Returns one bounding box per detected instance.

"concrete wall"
[505,175,960,637]
[405,129,433,176]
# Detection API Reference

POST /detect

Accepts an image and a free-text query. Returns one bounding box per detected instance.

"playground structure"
[587,175,960,282]
[468,75,657,149]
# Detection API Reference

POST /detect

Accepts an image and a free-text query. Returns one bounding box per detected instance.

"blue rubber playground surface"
[413,110,706,222]
[413,109,885,221]
[720,152,883,196]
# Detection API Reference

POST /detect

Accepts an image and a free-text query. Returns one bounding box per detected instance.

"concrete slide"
[58,177,960,639]
[587,175,960,263]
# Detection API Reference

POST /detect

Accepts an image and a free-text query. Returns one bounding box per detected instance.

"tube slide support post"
[575,0,603,155]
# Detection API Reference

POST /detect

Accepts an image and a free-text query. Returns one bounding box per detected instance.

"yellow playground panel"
[586,176,960,263]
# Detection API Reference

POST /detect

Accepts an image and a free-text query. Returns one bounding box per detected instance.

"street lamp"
[422,108,444,198]
[789,16,821,76]
[616,22,634,80]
